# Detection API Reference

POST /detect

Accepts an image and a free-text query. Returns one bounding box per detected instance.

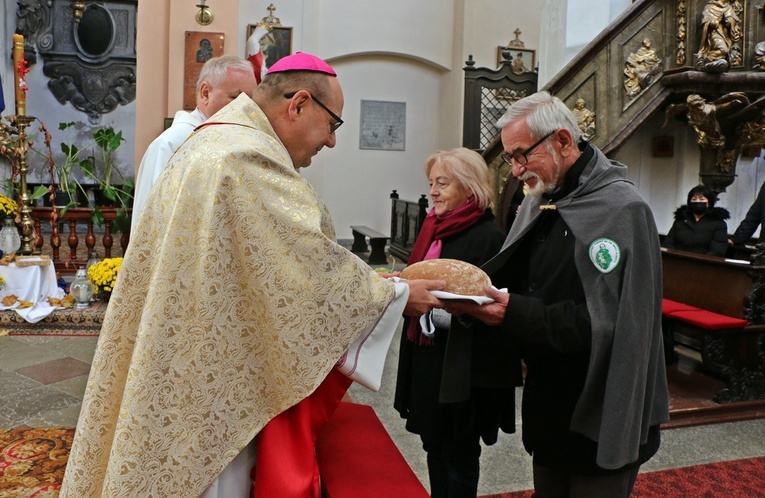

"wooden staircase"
[482,0,765,195]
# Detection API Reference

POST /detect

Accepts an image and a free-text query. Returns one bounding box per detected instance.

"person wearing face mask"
[663,184,730,257]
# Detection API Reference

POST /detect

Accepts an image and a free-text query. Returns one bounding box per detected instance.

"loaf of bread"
[400,259,491,296]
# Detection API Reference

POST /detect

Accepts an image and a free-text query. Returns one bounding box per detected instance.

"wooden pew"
[388,191,428,263]
[661,247,765,403]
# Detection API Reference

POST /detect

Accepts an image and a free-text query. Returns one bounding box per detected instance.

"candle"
[12,34,29,116]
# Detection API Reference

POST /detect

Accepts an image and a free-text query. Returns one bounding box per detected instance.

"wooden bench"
[661,247,765,403]
[316,402,429,498]
[350,225,389,265]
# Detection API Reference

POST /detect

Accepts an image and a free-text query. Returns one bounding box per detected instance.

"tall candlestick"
[12,34,29,117]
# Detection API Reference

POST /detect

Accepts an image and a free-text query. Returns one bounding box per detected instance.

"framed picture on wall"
[184,31,224,110]
[497,47,535,74]
[246,25,293,70]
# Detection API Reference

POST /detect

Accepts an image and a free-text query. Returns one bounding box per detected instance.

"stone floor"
[1,248,764,495]
[2,327,765,495]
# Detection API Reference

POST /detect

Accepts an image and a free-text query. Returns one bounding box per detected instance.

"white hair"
[496,91,582,144]
[196,55,254,92]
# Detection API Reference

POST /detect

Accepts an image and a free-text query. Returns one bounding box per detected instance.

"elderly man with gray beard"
[448,91,669,498]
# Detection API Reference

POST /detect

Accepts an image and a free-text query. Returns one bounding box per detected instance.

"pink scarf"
[406,199,485,344]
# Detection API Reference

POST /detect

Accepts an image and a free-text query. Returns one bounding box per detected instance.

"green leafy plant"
[76,126,133,231]
[56,121,89,211]
[4,118,133,232]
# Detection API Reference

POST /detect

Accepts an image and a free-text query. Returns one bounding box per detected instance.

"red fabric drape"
[251,368,353,498]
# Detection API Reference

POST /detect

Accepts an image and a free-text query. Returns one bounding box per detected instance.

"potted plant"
[78,126,133,232]
[0,192,19,222]
[87,256,122,301]
[4,118,134,234]
[34,121,133,231]
[56,121,89,209]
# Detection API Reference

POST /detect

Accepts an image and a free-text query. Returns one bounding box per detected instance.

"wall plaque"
[359,100,406,151]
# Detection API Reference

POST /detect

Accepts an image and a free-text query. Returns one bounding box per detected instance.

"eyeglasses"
[500,130,556,166]
[284,91,344,133]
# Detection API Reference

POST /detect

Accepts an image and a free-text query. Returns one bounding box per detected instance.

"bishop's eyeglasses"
[284,91,344,133]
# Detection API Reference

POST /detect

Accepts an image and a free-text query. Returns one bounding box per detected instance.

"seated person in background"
[730,179,765,246]
[663,184,729,257]
[394,147,521,498]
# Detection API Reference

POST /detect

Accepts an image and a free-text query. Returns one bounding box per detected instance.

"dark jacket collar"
[674,205,730,221]
[544,141,594,203]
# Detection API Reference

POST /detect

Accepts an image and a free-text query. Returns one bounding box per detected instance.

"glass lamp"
[0,218,21,257]
[86,250,101,272]
[70,267,94,309]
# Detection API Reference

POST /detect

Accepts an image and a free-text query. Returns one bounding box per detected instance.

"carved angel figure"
[695,0,741,73]
[16,0,45,62]
[664,93,765,172]
[623,38,663,98]
[664,93,748,149]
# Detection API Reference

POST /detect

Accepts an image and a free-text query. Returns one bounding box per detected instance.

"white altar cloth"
[0,261,65,323]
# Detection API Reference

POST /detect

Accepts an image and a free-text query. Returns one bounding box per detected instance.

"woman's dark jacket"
[731,181,765,245]
[393,210,522,445]
[663,206,730,257]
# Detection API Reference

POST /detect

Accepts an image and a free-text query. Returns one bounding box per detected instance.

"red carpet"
[480,456,765,497]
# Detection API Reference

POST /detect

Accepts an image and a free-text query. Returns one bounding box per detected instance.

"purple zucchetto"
[265,52,336,76]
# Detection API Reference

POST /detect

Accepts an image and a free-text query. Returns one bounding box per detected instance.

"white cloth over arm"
[336,280,409,391]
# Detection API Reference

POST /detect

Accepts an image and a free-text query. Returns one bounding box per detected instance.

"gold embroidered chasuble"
[61,94,396,497]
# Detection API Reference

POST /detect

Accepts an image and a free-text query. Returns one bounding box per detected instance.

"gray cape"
[483,146,669,469]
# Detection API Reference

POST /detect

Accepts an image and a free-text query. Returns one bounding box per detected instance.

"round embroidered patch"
[588,238,620,274]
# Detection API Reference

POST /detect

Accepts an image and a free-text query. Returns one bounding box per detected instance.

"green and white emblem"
[589,238,620,274]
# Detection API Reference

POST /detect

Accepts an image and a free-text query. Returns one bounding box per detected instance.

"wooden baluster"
[86,218,96,254]
[51,221,61,263]
[121,229,130,256]
[68,220,79,262]
[33,218,43,254]
[390,190,399,246]
[103,220,113,258]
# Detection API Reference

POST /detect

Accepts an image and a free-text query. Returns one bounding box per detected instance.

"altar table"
[0,260,65,323]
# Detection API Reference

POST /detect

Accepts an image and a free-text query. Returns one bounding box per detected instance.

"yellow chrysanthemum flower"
[87,257,123,297]
[0,194,18,219]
